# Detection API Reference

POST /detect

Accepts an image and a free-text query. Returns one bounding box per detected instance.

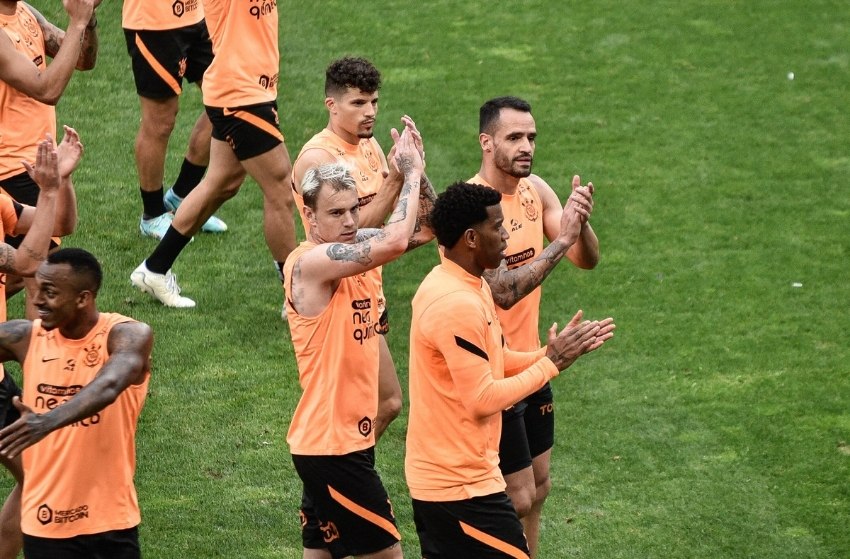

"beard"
[495,152,533,178]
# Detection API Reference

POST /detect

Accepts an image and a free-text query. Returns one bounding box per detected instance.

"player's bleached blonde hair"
[301,161,357,210]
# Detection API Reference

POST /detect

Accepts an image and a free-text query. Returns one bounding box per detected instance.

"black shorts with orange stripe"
[123,21,213,99]
[206,102,284,161]
[412,493,530,559]
[292,448,400,559]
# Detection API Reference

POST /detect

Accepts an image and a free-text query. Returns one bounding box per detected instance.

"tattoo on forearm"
[0,246,14,273]
[22,245,46,265]
[0,321,31,345]
[80,31,98,68]
[355,228,383,243]
[327,242,373,265]
[485,239,569,308]
[38,18,63,58]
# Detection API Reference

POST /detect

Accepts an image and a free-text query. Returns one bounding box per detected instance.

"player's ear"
[304,205,317,228]
[479,133,492,152]
[76,290,93,308]
[325,96,336,113]
[463,227,477,249]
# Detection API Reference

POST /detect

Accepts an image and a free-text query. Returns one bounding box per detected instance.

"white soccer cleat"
[130,262,196,308]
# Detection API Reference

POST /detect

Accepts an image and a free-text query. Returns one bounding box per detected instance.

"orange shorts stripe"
[134,35,181,95]
[327,485,401,541]
[225,108,285,143]
[459,520,529,559]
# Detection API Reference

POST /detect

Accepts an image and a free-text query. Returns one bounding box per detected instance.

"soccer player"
[470,96,599,556]
[0,248,153,559]
[0,0,98,318]
[285,130,424,559]
[0,131,82,559]
[131,0,297,309]
[122,0,227,239]
[292,56,436,440]
[406,182,614,558]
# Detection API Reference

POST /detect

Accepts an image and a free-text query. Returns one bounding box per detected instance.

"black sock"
[141,187,167,219]
[146,226,192,274]
[171,159,207,199]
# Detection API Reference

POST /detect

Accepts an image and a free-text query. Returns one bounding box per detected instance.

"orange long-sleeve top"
[405,257,558,501]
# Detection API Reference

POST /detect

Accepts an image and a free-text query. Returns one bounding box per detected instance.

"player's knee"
[508,484,535,518]
[534,473,552,504]
[141,114,177,142]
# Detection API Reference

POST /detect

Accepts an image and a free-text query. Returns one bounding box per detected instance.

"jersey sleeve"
[427,292,557,419]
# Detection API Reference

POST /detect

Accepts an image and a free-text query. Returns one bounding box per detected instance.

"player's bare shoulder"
[293,148,339,193]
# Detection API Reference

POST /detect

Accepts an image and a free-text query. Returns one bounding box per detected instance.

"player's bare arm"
[26,1,99,70]
[0,320,33,363]
[0,1,94,104]
[0,321,152,459]
[14,126,82,238]
[484,196,584,309]
[4,137,62,276]
[535,174,599,269]
[408,174,437,249]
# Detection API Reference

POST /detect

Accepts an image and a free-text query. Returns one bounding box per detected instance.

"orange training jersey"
[202,0,279,108]
[469,174,544,352]
[20,313,150,538]
[121,0,204,30]
[406,257,558,501]
[293,129,386,231]
[0,4,55,181]
[0,194,18,382]
[284,242,383,455]
[293,129,388,317]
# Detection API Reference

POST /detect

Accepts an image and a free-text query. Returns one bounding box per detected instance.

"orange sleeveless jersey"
[284,242,383,455]
[406,257,557,501]
[122,0,204,30]
[469,174,544,352]
[0,194,19,382]
[0,4,56,181]
[20,313,150,538]
[202,0,279,108]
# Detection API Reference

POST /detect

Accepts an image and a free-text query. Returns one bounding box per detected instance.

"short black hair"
[479,96,532,134]
[430,182,502,249]
[46,247,103,294]
[325,57,382,97]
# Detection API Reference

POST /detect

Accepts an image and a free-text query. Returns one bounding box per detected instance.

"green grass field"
[2,1,849,557]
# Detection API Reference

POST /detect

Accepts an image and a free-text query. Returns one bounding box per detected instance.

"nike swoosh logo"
[223,108,236,116]
[41,357,60,362]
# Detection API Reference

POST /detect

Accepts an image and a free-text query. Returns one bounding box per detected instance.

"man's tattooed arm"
[483,238,571,310]
[326,241,375,266]
[28,3,98,70]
